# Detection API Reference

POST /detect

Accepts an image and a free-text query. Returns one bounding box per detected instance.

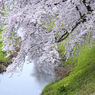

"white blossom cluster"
[0,0,95,78]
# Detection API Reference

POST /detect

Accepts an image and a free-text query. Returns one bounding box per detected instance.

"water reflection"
[0,62,49,95]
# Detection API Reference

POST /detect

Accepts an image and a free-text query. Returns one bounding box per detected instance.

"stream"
[0,62,50,95]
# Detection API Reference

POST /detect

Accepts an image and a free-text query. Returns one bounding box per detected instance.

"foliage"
[57,42,65,57]
[0,32,7,62]
[43,18,55,31]
[41,46,95,95]
[0,1,95,94]
[0,0,95,78]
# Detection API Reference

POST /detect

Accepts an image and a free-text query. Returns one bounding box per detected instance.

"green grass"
[41,46,95,95]
[0,32,7,62]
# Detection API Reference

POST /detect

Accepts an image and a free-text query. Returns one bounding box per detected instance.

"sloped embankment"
[0,44,11,73]
[41,46,95,95]
[0,33,12,73]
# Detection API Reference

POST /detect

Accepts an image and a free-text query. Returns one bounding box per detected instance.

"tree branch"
[56,17,86,43]
[56,1,89,43]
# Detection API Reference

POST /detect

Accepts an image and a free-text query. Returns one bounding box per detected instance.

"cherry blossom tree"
[0,0,95,79]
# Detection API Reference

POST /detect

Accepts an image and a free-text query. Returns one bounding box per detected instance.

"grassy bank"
[0,32,11,73]
[0,33,7,62]
[41,45,95,95]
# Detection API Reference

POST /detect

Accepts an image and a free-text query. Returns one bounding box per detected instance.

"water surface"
[0,62,49,95]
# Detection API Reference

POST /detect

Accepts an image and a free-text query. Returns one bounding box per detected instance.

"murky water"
[0,62,49,95]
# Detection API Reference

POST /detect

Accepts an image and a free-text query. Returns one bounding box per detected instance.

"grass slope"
[41,46,95,95]
[0,32,7,62]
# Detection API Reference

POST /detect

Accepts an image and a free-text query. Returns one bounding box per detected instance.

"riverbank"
[0,60,12,73]
[41,46,95,95]
[0,32,12,73]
